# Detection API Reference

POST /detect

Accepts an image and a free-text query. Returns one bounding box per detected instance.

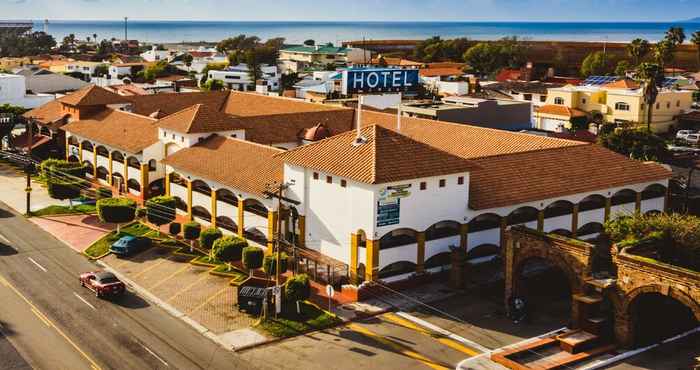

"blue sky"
[2,0,700,21]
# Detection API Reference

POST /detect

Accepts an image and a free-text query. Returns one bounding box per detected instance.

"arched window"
[127,179,140,192]
[190,180,211,196]
[81,141,93,152]
[554,97,564,105]
[611,189,637,206]
[615,102,630,111]
[127,156,141,169]
[96,146,109,157]
[111,151,124,162]
[148,159,157,171]
[216,189,238,206]
[379,229,418,250]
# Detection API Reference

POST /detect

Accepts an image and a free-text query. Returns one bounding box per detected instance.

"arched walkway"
[425,220,460,241]
[379,228,418,249]
[96,166,108,181]
[244,198,268,218]
[216,216,237,233]
[127,179,140,193]
[379,261,416,279]
[191,179,211,196]
[81,140,93,152]
[127,156,141,169]
[216,188,239,205]
[507,206,539,226]
[111,151,124,163]
[192,205,211,222]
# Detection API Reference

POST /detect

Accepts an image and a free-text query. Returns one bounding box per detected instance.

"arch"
[514,256,576,312]
[83,161,94,176]
[67,136,79,145]
[379,228,418,250]
[244,198,268,218]
[127,156,141,169]
[513,247,584,297]
[244,228,267,245]
[190,179,211,196]
[425,252,451,269]
[468,213,502,232]
[169,172,187,187]
[641,183,666,200]
[173,196,187,211]
[127,178,140,192]
[507,206,539,226]
[67,155,79,163]
[148,178,165,197]
[81,140,93,151]
[96,145,109,157]
[216,216,237,233]
[467,244,499,260]
[544,200,574,219]
[379,261,416,279]
[192,205,211,221]
[111,172,125,193]
[148,159,157,171]
[577,222,603,237]
[611,189,637,206]
[622,285,700,322]
[579,194,606,212]
[111,150,124,163]
[216,188,239,206]
[356,229,367,247]
[96,166,108,180]
[425,220,460,241]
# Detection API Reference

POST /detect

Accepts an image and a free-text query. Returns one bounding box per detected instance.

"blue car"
[110,236,151,257]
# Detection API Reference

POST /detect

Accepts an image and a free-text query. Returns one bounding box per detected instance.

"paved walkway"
[29,215,114,253]
[0,160,68,214]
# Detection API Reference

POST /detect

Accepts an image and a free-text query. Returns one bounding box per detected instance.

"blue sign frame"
[342,68,420,95]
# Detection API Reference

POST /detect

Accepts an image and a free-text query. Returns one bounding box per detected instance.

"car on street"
[685,134,700,146]
[110,235,151,257]
[79,271,125,298]
[676,130,696,140]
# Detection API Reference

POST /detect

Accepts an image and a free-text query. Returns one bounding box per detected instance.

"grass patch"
[255,302,342,338]
[191,255,222,266]
[31,204,96,217]
[211,264,248,284]
[83,222,152,258]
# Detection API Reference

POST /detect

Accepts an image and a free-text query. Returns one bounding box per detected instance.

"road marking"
[130,258,171,279]
[27,257,48,272]
[394,311,490,353]
[187,286,229,315]
[73,292,97,310]
[0,231,10,244]
[0,273,103,370]
[31,307,52,327]
[346,322,450,370]
[382,313,479,357]
[165,272,210,303]
[140,343,169,367]
[148,264,191,291]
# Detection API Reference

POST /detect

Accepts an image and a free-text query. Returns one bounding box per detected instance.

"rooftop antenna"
[124,17,128,40]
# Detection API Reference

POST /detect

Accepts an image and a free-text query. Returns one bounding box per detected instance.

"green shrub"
[169,222,181,236]
[136,207,147,219]
[40,159,86,179]
[211,235,247,262]
[182,221,201,241]
[263,252,289,276]
[96,187,112,199]
[46,179,81,204]
[96,198,136,232]
[242,246,264,270]
[145,196,176,227]
[199,227,223,249]
[284,274,311,303]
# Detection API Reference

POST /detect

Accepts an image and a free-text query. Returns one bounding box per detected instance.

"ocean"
[29,20,700,44]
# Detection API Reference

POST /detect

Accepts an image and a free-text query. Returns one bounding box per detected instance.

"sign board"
[342,68,420,95]
[377,199,400,227]
[378,184,411,203]
[325,284,335,298]
[272,286,282,314]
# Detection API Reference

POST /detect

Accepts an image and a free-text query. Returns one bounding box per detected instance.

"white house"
[0,73,54,108]
[141,46,175,63]
[207,64,280,92]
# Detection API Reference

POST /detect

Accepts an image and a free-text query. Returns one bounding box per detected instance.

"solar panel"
[581,76,621,86]
[661,77,681,89]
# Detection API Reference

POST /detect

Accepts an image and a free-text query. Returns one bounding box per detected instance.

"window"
[554,97,564,105]
[540,95,546,102]
[439,179,446,188]
[341,179,347,187]
[523,94,532,101]
[326,176,332,184]
[171,134,175,140]
[163,131,166,137]
[420,182,426,190]
[677,100,681,107]
[180,136,184,142]
[667,102,671,109]
[615,102,630,111]
[230,133,237,138]
[457,176,464,185]
[656,103,660,110]
[225,75,241,80]
[581,98,587,104]
[313,172,319,180]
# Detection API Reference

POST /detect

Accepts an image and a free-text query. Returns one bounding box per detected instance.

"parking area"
[102,245,255,334]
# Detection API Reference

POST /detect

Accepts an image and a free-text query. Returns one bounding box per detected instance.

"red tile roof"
[62,109,159,153]
[536,105,587,118]
[59,85,132,107]
[156,104,245,134]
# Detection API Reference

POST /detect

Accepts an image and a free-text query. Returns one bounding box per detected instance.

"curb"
[96,259,235,351]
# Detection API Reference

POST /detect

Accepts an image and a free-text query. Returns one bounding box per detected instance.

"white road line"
[0,232,10,244]
[27,257,48,272]
[73,292,97,310]
[394,311,491,353]
[140,344,169,367]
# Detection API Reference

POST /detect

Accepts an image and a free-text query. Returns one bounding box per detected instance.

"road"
[0,202,258,370]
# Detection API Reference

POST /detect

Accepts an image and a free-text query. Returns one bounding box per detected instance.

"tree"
[284,274,310,303]
[202,79,224,91]
[665,26,686,47]
[183,221,201,252]
[142,60,169,81]
[61,33,77,51]
[627,38,650,66]
[182,53,193,72]
[200,62,227,84]
[497,36,529,68]
[280,72,300,91]
[652,40,674,69]
[96,198,136,233]
[580,51,611,77]
[169,222,181,236]
[303,39,315,46]
[263,253,288,276]
[227,51,240,66]
[245,50,262,82]
[636,62,664,131]
[463,42,501,77]
[0,31,55,57]
[598,128,666,161]
[242,246,263,275]
[615,60,632,76]
[93,64,108,77]
[96,39,114,55]
[264,37,286,50]
[211,235,247,271]
[145,196,176,235]
[47,179,82,209]
[691,31,700,69]
[199,227,223,250]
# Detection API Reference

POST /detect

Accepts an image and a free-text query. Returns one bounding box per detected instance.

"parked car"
[79,271,125,298]
[110,235,151,257]
[676,130,696,140]
[686,134,700,145]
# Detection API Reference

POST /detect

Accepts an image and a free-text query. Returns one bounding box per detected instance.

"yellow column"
[500,217,508,249]
[366,239,380,282]
[107,152,113,186]
[186,180,193,220]
[65,136,69,159]
[537,210,545,232]
[140,163,149,199]
[123,157,129,181]
[266,210,278,253]
[635,192,642,214]
[92,146,97,177]
[604,197,612,222]
[78,142,83,162]
[237,198,245,237]
[416,232,426,274]
[571,204,579,237]
[164,172,171,196]
[298,215,306,247]
[350,233,359,279]
[459,223,469,249]
[210,190,218,227]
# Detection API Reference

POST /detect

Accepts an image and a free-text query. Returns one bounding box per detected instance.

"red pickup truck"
[79,271,125,298]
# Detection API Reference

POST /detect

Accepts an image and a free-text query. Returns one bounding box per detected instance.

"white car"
[676,130,696,140]
[685,134,700,145]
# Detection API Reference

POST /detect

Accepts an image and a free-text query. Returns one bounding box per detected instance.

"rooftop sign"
[342,68,419,95]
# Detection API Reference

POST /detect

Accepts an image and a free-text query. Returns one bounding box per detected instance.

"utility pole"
[124,17,128,40]
[25,118,33,215]
[264,181,299,286]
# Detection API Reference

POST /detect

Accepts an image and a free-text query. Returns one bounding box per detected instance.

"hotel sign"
[342,68,419,95]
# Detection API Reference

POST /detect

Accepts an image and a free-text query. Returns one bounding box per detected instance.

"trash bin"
[238,286,267,315]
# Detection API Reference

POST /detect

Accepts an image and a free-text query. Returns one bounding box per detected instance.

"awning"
[12,133,51,151]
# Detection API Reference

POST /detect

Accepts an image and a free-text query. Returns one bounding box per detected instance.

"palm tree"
[627,38,650,66]
[665,26,686,46]
[652,40,674,70]
[636,63,663,132]
[692,31,700,69]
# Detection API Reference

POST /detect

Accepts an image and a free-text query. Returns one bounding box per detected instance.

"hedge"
[242,246,264,270]
[169,222,181,236]
[284,274,311,303]
[211,235,247,262]
[96,187,112,199]
[46,179,81,202]
[40,159,86,179]
[183,221,201,241]
[199,227,223,249]
[263,252,289,276]
[96,198,136,225]
[146,196,176,226]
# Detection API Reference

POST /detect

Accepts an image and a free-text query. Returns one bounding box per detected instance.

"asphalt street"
[0,201,258,370]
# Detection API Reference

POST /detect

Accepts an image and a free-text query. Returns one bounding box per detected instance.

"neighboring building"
[535,77,694,133]
[419,62,468,81]
[278,43,366,73]
[400,96,532,131]
[25,73,89,94]
[359,56,423,69]
[65,61,104,80]
[0,57,33,71]
[483,81,565,125]
[108,62,150,79]
[0,73,54,108]
[140,46,175,62]
[207,64,280,92]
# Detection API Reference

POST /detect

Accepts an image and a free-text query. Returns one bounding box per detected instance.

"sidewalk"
[0,160,69,213]
[29,215,115,253]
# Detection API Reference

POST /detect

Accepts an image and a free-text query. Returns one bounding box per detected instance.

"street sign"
[342,68,420,95]
[325,284,335,297]
[272,286,282,314]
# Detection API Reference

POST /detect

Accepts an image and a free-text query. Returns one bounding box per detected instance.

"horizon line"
[5,18,698,23]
